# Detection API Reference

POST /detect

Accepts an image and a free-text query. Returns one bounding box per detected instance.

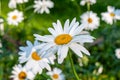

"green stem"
[87,2,90,11]
[0,0,1,15]
[68,51,80,80]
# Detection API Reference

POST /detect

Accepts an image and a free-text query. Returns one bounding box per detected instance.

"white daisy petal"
[64,19,70,33]
[34,34,53,42]
[70,43,83,57]
[48,28,57,37]
[58,46,68,64]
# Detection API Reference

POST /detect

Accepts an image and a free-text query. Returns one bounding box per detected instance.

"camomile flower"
[10,64,35,80]
[33,0,54,14]
[19,40,56,74]
[80,0,96,6]
[8,0,28,9]
[47,67,65,80]
[115,48,120,59]
[80,11,100,31]
[101,6,120,25]
[34,18,94,64]
[7,10,24,26]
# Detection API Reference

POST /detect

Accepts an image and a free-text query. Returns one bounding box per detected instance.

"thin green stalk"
[0,0,1,15]
[87,2,90,11]
[68,51,80,80]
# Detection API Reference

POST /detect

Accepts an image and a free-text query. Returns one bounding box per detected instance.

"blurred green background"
[0,0,120,80]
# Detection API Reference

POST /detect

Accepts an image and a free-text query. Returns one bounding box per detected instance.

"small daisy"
[33,0,54,14]
[80,11,100,31]
[34,18,94,64]
[115,48,120,59]
[19,40,56,74]
[101,6,120,25]
[0,18,4,35]
[10,64,35,80]
[7,10,24,26]
[47,67,65,80]
[8,0,28,9]
[80,0,96,6]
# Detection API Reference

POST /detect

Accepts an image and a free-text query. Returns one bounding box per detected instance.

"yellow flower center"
[88,18,93,23]
[110,13,115,17]
[54,34,72,45]
[31,52,41,61]
[18,71,27,80]
[12,15,17,20]
[52,74,59,79]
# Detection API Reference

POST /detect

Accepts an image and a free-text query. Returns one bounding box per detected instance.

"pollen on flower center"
[18,71,27,79]
[52,74,59,79]
[12,15,17,20]
[31,52,41,61]
[54,34,72,45]
[88,18,93,23]
[110,13,115,17]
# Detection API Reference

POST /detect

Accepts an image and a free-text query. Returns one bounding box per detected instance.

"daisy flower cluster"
[80,0,100,31]
[7,0,54,26]
[7,0,120,79]
[11,18,94,80]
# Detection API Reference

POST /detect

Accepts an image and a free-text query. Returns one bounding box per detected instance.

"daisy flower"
[8,0,28,9]
[80,0,96,6]
[7,10,24,26]
[80,11,100,31]
[0,18,4,35]
[10,64,35,80]
[33,0,54,14]
[115,48,120,59]
[34,18,94,64]
[101,6,120,25]
[47,67,65,80]
[18,40,56,74]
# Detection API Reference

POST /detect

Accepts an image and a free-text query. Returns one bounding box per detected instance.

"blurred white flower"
[80,0,96,6]
[0,40,3,53]
[8,0,28,9]
[33,0,54,14]
[97,66,103,75]
[115,48,120,59]
[19,40,56,74]
[78,58,83,67]
[93,66,103,75]
[10,64,35,80]
[34,18,94,64]
[47,67,65,80]
[7,10,24,26]
[8,0,17,9]
[0,18,4,35]
[80,11,100,31]
[101,6,120,25]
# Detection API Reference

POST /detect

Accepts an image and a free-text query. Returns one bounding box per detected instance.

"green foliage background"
[0,0,120,80]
